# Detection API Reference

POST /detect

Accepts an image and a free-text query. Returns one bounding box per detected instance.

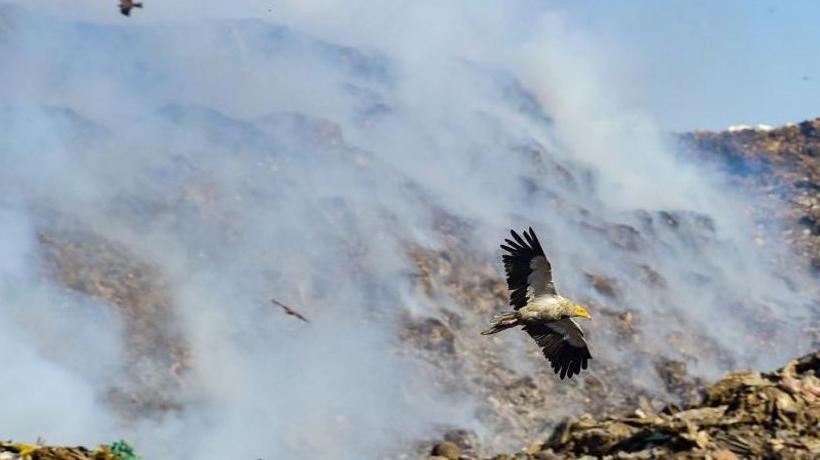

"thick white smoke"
[0,1,816,458]
[0,202,121,445]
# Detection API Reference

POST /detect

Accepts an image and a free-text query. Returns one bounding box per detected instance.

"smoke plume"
[0,1,816,458]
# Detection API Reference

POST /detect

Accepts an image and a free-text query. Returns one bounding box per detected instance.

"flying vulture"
[119,0,143,17]
[482,227,592,379]
[271,298,310,323]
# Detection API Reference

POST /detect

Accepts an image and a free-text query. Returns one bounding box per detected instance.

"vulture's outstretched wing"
[500,227,555,310]
[524,319,591,379]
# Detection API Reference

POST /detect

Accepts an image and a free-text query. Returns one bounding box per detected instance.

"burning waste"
[0,2,817,459]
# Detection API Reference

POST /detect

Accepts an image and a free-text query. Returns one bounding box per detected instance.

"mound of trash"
[426,351,819,459]
[0,440,140,460]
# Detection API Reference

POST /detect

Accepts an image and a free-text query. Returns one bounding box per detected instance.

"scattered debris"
[430,350,819,459]
[400,316,457,356]
[429,441,460,460]
[653,357,704,404]
[0,440,141,460]
[109,441,141,460]
[441,428,480,457]
[585,273,622,300]
[271,298,311,323]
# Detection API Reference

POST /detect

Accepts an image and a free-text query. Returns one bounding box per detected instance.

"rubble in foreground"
[426,351,819,459]
[0,440,140,460]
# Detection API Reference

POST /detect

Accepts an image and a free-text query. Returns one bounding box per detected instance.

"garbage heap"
[0,440,140,460]
[428,351,819,460]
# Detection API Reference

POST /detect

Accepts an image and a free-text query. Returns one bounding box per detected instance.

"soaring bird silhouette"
[119,0,143,17]
[482,228,592,379]
[271,298,310,323]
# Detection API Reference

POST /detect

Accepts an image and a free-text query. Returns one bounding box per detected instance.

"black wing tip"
[554,364,584,379]
[512,229,527,246]
[502,239,519,250]
[507,227,544,250]
[512,226,536,236]
[549,349,591,379]
[502,228,544,251]
[528,227,546,253]
[527,227,536,243]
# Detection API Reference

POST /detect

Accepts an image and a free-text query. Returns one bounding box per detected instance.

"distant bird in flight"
[482,228,592,379]
[119,0,143,17]
[271,298,310,323]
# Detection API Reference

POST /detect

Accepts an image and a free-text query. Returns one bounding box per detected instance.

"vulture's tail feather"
[481,311,519,335]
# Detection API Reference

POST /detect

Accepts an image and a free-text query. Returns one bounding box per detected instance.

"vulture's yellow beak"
[573,305,592,319]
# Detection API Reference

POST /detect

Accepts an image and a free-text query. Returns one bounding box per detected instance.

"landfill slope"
[426,351,819,459]
[680,119,820,274]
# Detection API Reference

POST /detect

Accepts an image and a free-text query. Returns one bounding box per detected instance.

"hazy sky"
[553,0,820,131]
[16,0,820,132]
